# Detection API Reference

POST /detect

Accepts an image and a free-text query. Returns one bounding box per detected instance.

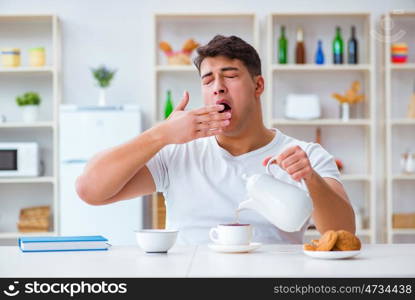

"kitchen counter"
[1,244,415,278]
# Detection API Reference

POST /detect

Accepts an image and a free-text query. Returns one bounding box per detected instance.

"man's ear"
[254,75,265,98]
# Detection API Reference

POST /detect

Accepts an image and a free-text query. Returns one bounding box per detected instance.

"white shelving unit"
[267,13,376,242]
[152,13,259,228]
[385,11,415,244]
[0,15,61,241]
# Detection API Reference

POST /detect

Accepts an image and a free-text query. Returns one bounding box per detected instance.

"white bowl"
[135,229,178,253]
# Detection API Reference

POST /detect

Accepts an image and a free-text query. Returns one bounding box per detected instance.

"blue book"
[18,235,110,252]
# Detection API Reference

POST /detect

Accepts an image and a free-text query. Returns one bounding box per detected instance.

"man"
[76,35,355,245]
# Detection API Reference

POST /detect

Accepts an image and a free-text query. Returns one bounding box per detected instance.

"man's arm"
[263,145,355,234]
[75,128,165,205]
[76,91,230,205]
[304,171,355,234]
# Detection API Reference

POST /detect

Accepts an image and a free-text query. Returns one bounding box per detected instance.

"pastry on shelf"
[159,38,200,65]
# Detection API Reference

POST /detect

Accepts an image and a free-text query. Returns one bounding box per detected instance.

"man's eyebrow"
[201,67,239,79]
[221,67,239,72]
[201,71,212,79]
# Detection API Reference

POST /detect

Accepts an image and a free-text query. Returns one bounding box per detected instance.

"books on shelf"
[18,235,110,252]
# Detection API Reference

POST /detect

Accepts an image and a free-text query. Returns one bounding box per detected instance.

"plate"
[208,242,262,253]
[303,249,361,260]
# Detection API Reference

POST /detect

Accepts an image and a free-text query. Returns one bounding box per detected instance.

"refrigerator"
[59,105,144,245]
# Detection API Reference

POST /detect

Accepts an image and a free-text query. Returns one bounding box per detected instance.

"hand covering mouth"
[216,99,232,113]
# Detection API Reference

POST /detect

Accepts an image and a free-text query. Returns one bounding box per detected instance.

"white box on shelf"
[284,94,321,120]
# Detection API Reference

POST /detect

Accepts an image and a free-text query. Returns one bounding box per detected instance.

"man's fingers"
[196,120,229,131]
[280,155,301,170]
[195,111,231,123]
[285,160,305,175]
[174,91,189,112]
[276,146,299,164]
[193,104,225,115]
[262,156,272,166]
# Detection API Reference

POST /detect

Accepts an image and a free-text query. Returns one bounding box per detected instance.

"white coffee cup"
[209,224,253,245]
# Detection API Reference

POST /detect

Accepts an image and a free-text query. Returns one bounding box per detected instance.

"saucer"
[208,242,262,253]
[303,249,361,260]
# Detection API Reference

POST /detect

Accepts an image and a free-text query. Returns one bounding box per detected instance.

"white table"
[1,244,414,277]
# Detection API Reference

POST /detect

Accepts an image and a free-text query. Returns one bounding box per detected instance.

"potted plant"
[16,92,41,123]
[91,65,117,106]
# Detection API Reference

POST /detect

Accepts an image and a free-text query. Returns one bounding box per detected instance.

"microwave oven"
[0,143,40,177]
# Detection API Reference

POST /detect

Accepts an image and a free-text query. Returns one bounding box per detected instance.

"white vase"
[340,103,350,122]
[21,105,39,123]
[98,88,107,106]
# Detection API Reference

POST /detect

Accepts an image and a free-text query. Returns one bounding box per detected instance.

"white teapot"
[238,156,313,232]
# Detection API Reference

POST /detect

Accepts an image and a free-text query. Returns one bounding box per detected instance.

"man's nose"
[213,80,226,95]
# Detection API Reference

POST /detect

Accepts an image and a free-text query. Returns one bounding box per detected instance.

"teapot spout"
[237,198,255,212]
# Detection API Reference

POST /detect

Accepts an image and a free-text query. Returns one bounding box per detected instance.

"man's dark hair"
[193,35,261,77]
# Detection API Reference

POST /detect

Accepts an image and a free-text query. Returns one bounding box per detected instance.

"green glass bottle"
[333,26,344,64]
[164,90,174,119]
[278,25,288,64]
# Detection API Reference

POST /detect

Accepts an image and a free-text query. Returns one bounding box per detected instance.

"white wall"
[2,0,415,242]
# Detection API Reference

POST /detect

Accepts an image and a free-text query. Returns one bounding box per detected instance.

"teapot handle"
[265,155,283,175]
[266,155,306,185]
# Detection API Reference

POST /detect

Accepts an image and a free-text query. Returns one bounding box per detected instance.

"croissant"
[159,41,172,53]
[182,39,199,52]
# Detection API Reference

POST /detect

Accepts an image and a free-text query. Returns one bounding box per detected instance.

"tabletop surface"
[1,244,415,278]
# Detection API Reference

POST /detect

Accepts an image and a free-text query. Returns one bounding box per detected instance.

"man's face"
[199,55,263,136]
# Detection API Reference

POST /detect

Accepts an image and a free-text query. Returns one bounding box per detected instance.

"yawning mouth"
[216,100,232,113]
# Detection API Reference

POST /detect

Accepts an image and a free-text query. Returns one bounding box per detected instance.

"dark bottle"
[278,25,288,64]
[164,90,174,119]
[295,27,306,64]
[347,26,358,64]
[315,40,325,64]
[333,26,344,64]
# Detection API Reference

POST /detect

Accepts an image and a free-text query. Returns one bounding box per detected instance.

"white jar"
[21,105,39,123]
[405,153,415,174]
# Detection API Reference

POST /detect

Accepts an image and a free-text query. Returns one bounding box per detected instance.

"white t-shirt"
[146,128,340,245]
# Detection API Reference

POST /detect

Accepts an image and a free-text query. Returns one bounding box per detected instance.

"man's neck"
[215,122,275,156]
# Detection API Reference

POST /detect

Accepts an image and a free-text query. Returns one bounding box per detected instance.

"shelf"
[156,65,197,72]
[155,13,256,18]
[390,119,415,125]
[272,64,371,72]
[0,231,56,239]
[0,177,55,184]
[272,119,371,126]
[391,229,415,235]
[305,229,371,236]
[390,63,415,70]
[0,66,55,74]
[0,14,56,22]
[392,174,415,180]
[271,12,371,17]
[341,174,371,181]
[390,10,415,17]
[0,121,55,129]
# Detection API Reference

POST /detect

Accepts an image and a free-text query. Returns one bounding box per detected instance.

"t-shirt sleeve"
[306,143,341,182]
[146,146,171,193]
